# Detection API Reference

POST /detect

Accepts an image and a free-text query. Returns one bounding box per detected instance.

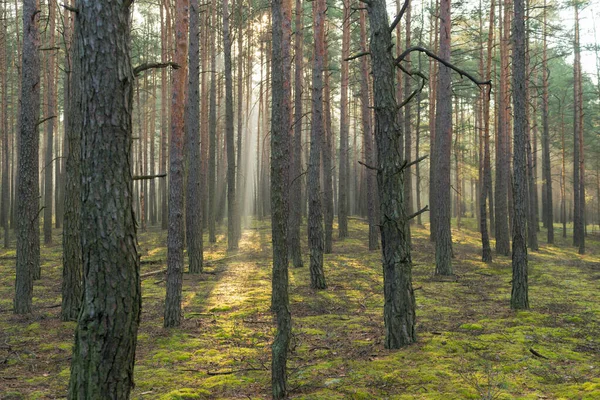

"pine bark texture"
[510,0,529,310]
[164,0,188,328]
[338,0,350,239]
[208,0,217,243]
[185,0,203,274]
[270,2,292,397]
[14,0,40,314]
[433,0,453,276]
[367,0,416,348]
[43,0,56,245]
[308,0,327,290]
[541,0,553,244]
[67,1,141,397]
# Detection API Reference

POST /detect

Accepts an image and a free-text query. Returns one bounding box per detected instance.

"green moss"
[26,322,41,333]
[159,388,210,400]
[152,350,193,364]
[209,305,232,312]
[460,323,484,331]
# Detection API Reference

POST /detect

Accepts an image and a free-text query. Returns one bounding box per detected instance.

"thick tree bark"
[359,10,379,251]
[270,2,292,397]
[185,0,203,274]
[164,0,188,328]
[308,0,327,290]
[67,1,141,397]
[288,0,304,267]
[510,0,529,310]
[14,0,40,314]
[367,0,416,348]
[433,0,453,276]
[338,0,350,239]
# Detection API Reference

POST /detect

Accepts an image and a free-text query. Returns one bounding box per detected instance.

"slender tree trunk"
[61,0,81,322]
[1,2,9,249]
[308,0,327,290]
[43,0,56,244]
[495,0,510,256]
[160,0,170,230]
[510,0,529,310]
[322,28,334,254]
[404,0,413,230]
[428,0,439,241]
[14,0,41,314]
[164,0,188,328]
[186,0,203,273]
[337,0,350,239]
[270,1,292,396]
[359,10,379,251]
[208,0,217,242]
[541,0,553,244]
[67,1,141,397]
[235,0,243,237]
[367,0,416,348]
[573,5,585,254]
[223,0,238,250]
[288,0,304,266]
[433,0,453,276]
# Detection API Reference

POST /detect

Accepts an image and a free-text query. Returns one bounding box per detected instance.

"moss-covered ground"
[1,218,599,399]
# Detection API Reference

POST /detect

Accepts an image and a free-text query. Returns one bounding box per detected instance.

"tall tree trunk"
[541,0,553,244]
[322,27,334,254]
[359,10,379,251]
[164,0,188,328]
[43,0,56,244]
[61,0,81,322]
[160,0,170,231]
[270,1,292,397]
[573,5,585,254]
[495,0,510,256]
[433,0,453,276]
[1,2,9,249]
[186,0,203,273]
[308,0,327,289]
[288,0,304,267]
[510,0,529,310]
[428,0,439,241]
[367,0,416,348]
[223,0,238,250]
[404,0,413,230]
[479,0,493,263]
[14,0,41,313]
[235,0,244,237]
[208,0,217,242]
[337,0,350,239]
[67,1,141,397]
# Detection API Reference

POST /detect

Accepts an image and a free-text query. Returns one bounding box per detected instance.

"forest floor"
[0,218,599,399]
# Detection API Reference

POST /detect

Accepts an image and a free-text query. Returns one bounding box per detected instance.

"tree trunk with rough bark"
[308,0,327,290]
[67,1,141,397]
[510,0,529,310]
[433,0,453,276]
[270,2,292,397]
[164,0,188,328]
[14,0,40,314]
[367,0,416,348]
[186,0,203,274]
[541,0,553,244]
[338,0,350,240]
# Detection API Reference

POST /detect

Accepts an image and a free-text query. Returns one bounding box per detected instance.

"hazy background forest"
[1,0,600,398]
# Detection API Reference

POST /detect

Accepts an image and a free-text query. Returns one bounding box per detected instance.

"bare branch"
[37,115,57,127]
[344,51,370,61]
[401,154,428,171]
[389,0,410,32]
[133,62,180,77]
[358,160,381,171]
[61,3,78,13]
[408,205,429,221]
[396,46,491,89]
[133,173,167,181]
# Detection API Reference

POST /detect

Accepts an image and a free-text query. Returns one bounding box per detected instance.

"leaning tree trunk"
[14,0,41,314]
[185,0,203,274]
[433,0,453,276]
[270,2,292,397]
[67,1,141,397]
[510,0,529,310]
[367,0,416,349]
[164,0,188,328]
[308,0,327,290]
